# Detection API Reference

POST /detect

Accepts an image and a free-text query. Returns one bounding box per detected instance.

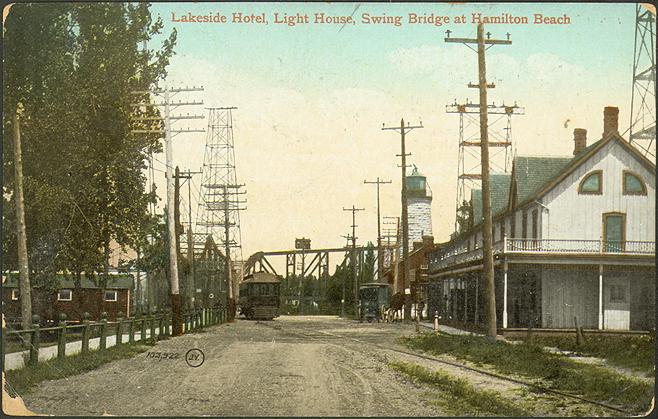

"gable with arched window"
[578,170,602,195]
[622,170,647,195]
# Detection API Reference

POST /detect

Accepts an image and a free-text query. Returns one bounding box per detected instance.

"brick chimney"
[573,128,587,155]
[421,235,434,248]
[603,106,619,137]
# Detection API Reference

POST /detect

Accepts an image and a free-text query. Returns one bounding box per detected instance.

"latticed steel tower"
[629,4,656,159]
[446,100,524,232]
[195,107,246,298]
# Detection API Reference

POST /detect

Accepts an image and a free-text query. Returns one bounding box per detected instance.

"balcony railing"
[505,239,655,254]
[429,238,655,271]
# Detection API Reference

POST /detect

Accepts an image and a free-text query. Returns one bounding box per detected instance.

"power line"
[342,205,365,318]
[382,118,423,324]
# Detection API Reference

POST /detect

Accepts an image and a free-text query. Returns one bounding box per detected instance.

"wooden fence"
[3,306,228,368]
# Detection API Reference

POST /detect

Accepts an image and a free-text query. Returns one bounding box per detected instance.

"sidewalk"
[418,320,482,336]
[3,327,170,371]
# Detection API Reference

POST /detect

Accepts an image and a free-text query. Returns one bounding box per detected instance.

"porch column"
[464,276,468,322]
[474,275,479,325]
[598,264,603,330]
[503,261,508,329]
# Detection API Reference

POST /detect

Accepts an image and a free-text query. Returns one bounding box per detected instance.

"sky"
[145,2,643,267]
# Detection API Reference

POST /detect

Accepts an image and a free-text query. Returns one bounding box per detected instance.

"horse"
[385,292,405,323]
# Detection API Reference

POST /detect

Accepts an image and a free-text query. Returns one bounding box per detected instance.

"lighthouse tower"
[406,165,433,248]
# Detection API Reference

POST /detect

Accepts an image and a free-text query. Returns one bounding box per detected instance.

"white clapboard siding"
[541,140,655,242]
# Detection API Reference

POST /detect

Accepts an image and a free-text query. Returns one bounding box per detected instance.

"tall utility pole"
[629,3,656,159]
[364,177,392,282]
[340,233,354,318]
[131,85,205,336]
[446,24,512,338]
[383,216,400,292]
[383,119,423,323]
[174,168,202,308]
[219,184,246,306]
[12,106,32,330]
[343,205,365,317]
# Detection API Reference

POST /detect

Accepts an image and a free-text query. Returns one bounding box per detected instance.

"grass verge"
[515,334,655,374]
[401,333,654,414]
[390,361,530,416]
[4,344,150,396]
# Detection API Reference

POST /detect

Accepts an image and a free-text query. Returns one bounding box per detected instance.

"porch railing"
[429,238,655,271]
[505,238,655,254]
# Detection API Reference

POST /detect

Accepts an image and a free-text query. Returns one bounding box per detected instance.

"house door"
[603,213,625,252]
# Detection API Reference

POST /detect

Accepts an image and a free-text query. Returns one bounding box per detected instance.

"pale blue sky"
[151,2,634,97]
[146,2,645,259]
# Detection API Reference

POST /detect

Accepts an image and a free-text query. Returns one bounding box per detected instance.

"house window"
[578,170,602,194]
[623,171,647,195]
[500,220,506,242]
[522,210,528,239]
[57,289,73,301]
[11,289,19,301]
[104,290,118,302]
[532,209,538,240]
[510,214,516,239]
[609,285,626,303]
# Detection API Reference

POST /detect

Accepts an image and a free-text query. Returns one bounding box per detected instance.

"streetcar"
[238,272,281,320]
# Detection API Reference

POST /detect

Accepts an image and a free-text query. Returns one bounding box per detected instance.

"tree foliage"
[3,3,176,284]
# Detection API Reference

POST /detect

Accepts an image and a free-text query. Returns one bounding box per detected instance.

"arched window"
[578,170,602,194]
[623,171,647,195]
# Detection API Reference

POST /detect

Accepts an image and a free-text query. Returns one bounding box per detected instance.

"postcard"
[2,1,655,417]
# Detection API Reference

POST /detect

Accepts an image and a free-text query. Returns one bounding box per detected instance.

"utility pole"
[12,105,32,330]
[299,249,305,315]
[131,85,205,336]
[173,168,202,308]
[219,184,246,308]
[382,119,423,323]
[364,177,392,282]
[340,233,354,318]
[446,24,512,339]
[343,205,365,317]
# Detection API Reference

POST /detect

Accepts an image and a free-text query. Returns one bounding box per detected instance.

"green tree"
[362,242,376,283]
[3,3,177,305]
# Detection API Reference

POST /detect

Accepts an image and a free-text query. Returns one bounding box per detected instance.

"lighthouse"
[406,165,433,248]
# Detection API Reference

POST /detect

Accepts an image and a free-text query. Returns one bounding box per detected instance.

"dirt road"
[18,316,447,416]
[15,315,623,416]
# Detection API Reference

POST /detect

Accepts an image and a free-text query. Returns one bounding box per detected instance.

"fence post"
[140,311,147,342]
[57,313,67,359]
[81,312,91,355]
[99,312,108,350]
[29,314,40,367]
[157,310,162,339]
[164,308,171,337]
[150,309,156,341]
[116,312,124,345]
[129,315,135,344]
